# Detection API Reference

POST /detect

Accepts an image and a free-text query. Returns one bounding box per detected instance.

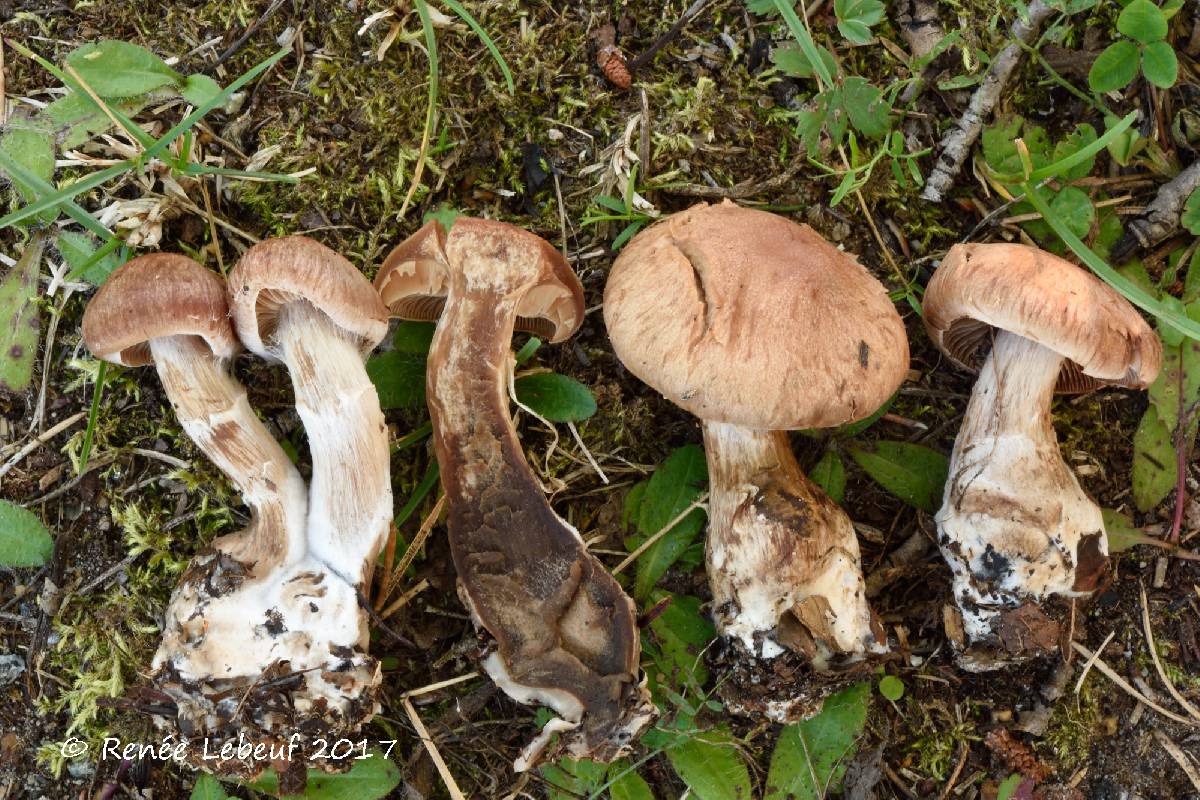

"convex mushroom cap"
[923,243,1162,392]
[83,253,239,365]
[604,200,910,430]
[229,235,389,357]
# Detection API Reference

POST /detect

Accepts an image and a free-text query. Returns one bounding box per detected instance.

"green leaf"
[0,500,54,568]
[809,450,847,504]
[878,674,905,702]
[626,445,709,602]
[246,751,401,800]
[771,45,838,80]
[997,774,1023,800]
[1104,112,1145,166]
[1141,40,1178,88]
[834,0,885,44]
[1052,123,1099,180]
[542,757,608,800]
[645,591,716,695]
[1183,187,1200,235]
[423,203,461,230]
[189,774,231,800]
[666,729,753,800]
[1101,507,1164,552]
[1134,306,1200,510]
[841,77,890,139]
[1047,186,1095,241]
[0,236,45,394]
[1117,0,1168,43]
[846,441,949,512]
[609,764,657,800]
[181,73,222,106]
[765,682,870,800]
[514,372,597,422]
[366,350,427,410]
[56,231,120,285]
[0,124,57,222]
[65,40,182,97]
[1089,40,1141,92]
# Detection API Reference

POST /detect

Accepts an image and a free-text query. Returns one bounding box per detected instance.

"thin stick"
[403,696,467,800]
[1140,585,1200,722]
[0,411,86,480]
[381,577,430,620]
[1070,641,1196,726]
[627,0,712,72]
[0,36,7,126]
[1074,630,1115,694]
[567,421,608,484]
[613,493,709,575]
[922,0,1054,202]
[937,745,970,800]
[402,671,480,699]
[376,493,445,611]
[1153,728,1200,791]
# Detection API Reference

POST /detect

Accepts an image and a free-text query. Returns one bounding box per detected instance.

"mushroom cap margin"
[82,253,239,367]
[923,243,1162,393]
[227,236,388,358]
[375,217,585,344]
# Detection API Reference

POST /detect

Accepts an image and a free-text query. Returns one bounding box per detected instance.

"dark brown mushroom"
[375,218,655,769]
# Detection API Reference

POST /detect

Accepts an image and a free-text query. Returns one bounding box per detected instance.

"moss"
[1039,683,1102,771]
[899,696,982,781]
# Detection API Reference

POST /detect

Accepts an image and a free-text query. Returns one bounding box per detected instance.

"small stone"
[0,654,25,688]
[66,759,94,779]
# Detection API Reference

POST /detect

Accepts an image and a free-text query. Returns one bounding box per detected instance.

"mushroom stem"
[148,334,306,572]
[702,420,878,666]
[939,331,1106,651]
[426,276,652,766]
[272,299,392,592]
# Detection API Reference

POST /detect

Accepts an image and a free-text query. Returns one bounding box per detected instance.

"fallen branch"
[896,0,944,104]
[921,0,1054,202]
[1113,160,1200,262]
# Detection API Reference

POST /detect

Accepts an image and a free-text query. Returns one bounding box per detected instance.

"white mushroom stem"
[702,420,879,667]
[273,300,393,593]
[150,311,387,753]
[938,331,1106,645]
[149,334,307,572]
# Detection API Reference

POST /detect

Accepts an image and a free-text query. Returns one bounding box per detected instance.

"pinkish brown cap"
[603,201,910,430]
[375,218,584,343]
[923,243,1162,393]
[227,236,387,358]
[82,253,239,366]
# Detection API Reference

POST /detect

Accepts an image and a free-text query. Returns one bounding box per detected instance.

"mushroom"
[923,243,1162,669]
[374,218,655,768]
[83,254,371,785]
[603,201,910,721]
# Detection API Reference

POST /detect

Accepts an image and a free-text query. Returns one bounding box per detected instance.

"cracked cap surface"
[923,243,1163,393]
[228,236,388,358]
[374,217,584,343]
[83,253,239,366]
[603,201,910,430]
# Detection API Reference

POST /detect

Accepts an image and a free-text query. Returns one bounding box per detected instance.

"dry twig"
[922,0,1054,202]
[1113,161,1200,261]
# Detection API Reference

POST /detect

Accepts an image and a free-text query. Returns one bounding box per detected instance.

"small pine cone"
[597,44,631,90]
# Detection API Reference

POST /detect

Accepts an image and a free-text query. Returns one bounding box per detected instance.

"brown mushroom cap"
[375,218,585,343]
[82,253,239,366]
[923,243,1163,393]
[603,201,910,430]
[227,236,388,357]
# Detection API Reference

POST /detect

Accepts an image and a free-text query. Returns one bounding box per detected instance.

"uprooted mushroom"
[603,201,910,721]
[924,243,1161,670]
[83,246,390,786]
[374,217,655,769]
